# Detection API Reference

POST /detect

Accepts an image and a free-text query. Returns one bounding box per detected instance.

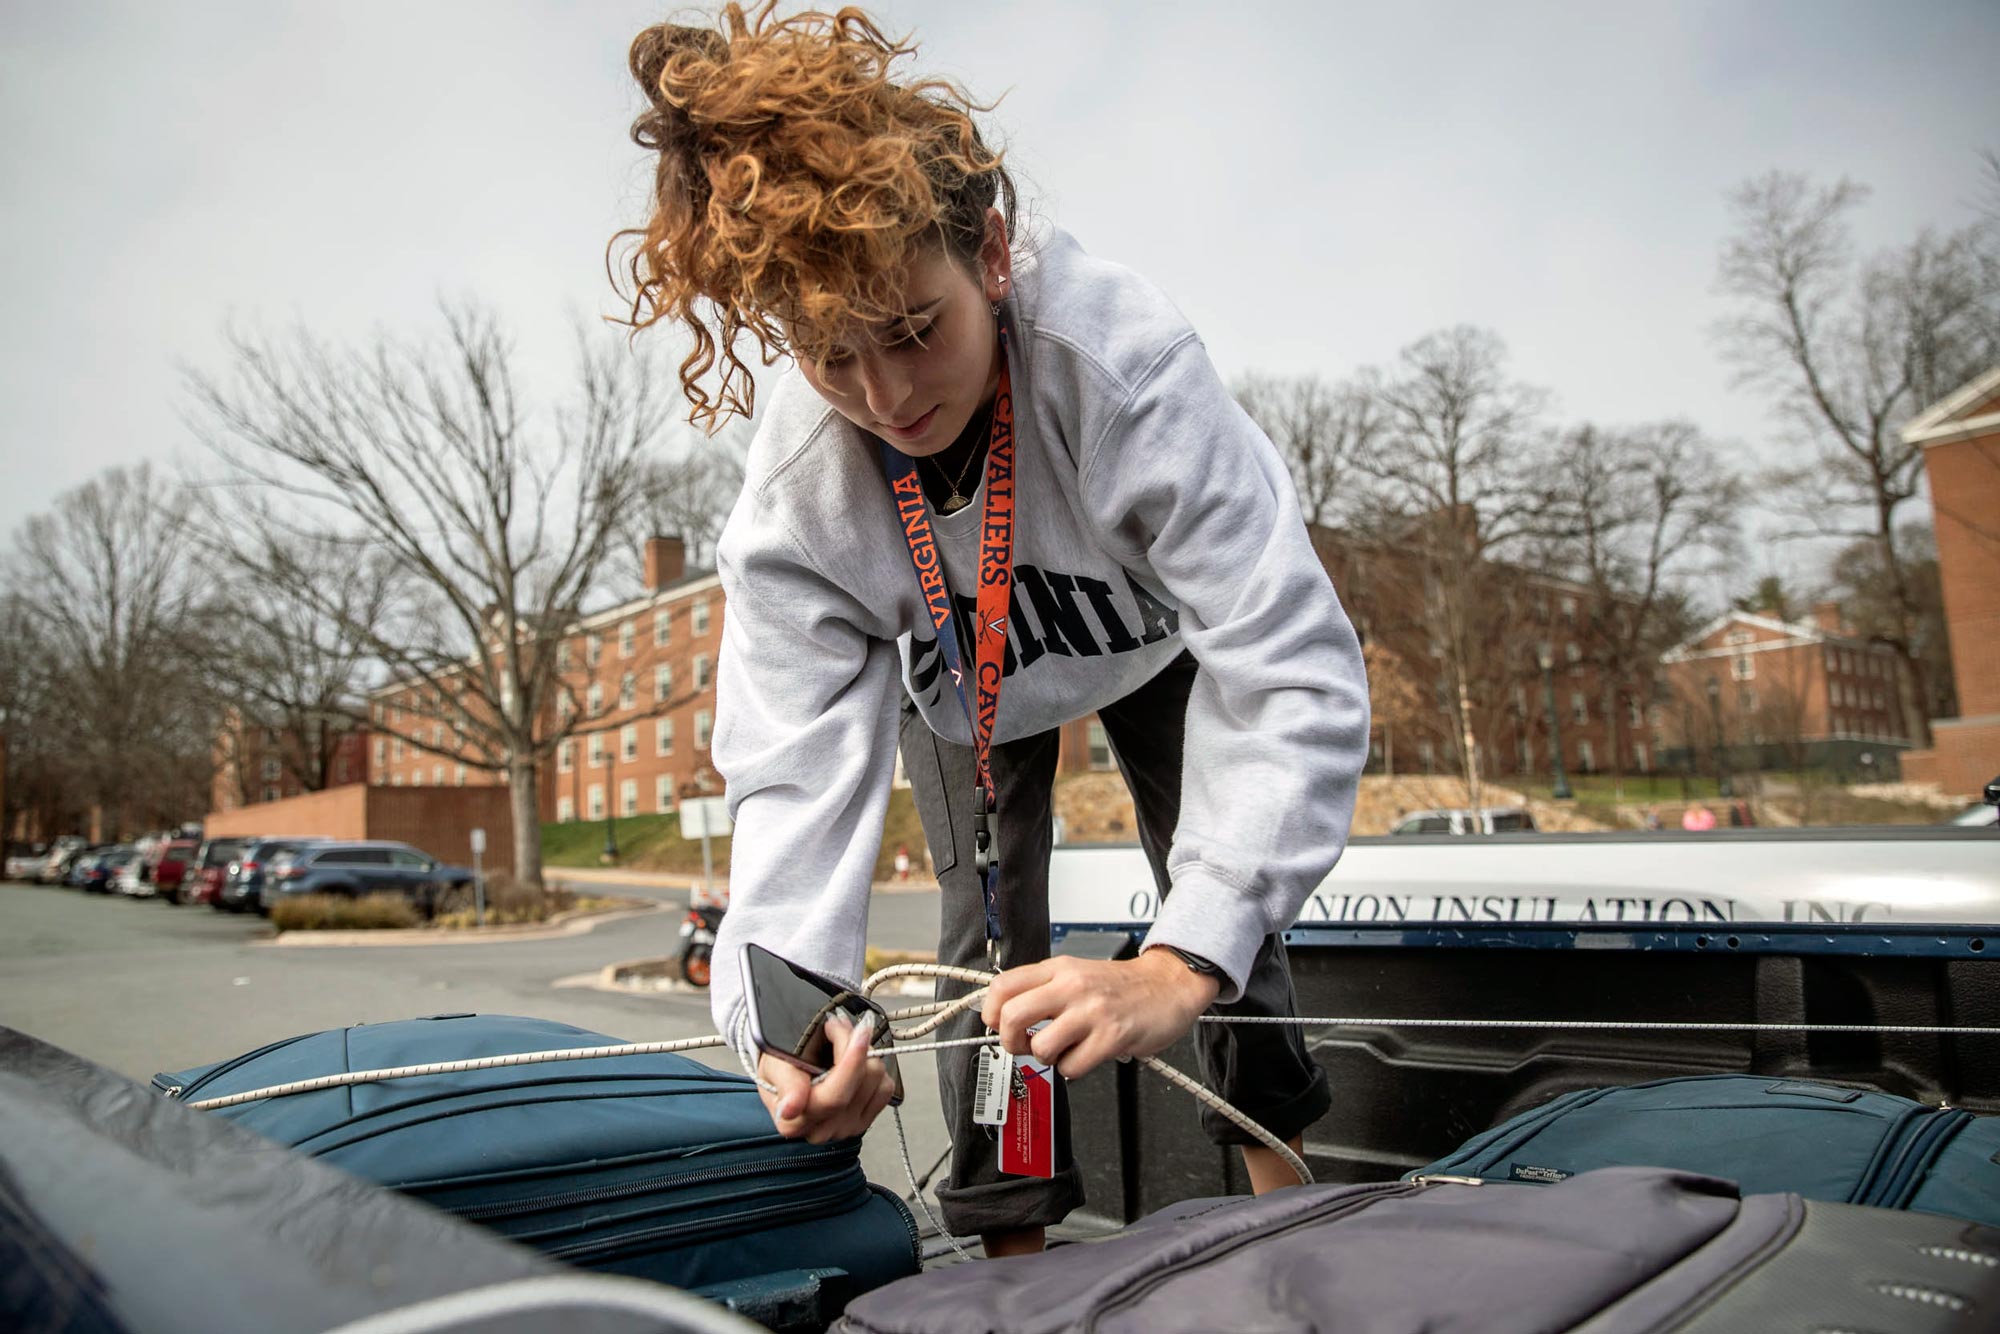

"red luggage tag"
[998,1036,1056,1178]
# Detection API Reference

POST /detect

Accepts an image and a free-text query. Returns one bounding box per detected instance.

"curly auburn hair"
[613,3,1017,430]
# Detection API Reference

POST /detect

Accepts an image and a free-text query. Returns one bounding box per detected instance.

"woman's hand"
[757,1012,898,1144]
[980,950,1221,1079]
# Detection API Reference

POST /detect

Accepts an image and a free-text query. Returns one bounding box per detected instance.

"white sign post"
[678,797,733,906]
[469,827,487,928]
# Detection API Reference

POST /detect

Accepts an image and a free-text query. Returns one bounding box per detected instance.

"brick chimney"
[644,535,686,593]
[1810,600,1845,635]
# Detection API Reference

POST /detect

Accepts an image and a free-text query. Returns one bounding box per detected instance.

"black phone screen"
[742,943,902,1098]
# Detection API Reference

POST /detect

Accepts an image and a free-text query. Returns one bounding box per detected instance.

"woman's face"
[797,212,1011,458]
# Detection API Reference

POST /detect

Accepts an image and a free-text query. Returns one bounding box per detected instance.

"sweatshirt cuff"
[1140,864,1270,1006]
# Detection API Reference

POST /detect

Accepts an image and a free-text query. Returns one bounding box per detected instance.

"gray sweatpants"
[899,650,1331,1235]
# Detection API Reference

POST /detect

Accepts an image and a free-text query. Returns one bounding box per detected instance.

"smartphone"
[741,942,904,1103]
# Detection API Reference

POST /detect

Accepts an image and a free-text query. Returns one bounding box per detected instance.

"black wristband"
[1156,944,1222,977]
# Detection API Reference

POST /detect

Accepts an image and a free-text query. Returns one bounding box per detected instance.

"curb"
[260,900,666,949]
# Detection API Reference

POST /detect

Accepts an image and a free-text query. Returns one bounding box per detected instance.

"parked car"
[111,850,153,897]
[262,841,475,915]
[40,837,91,884]
[149,839,200,902]
[182,838,251,907]
[63,845,115,888]
[5,847,50,881]
[79,845,136,894]
[220,837,328,913]
[1390,807,1539,835]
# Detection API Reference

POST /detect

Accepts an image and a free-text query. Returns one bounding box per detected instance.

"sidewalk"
[544,864,941,896]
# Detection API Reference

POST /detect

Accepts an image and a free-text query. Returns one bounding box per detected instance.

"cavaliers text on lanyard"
[880,332,1015,947]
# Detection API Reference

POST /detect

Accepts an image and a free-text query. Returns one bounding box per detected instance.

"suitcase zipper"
[1865,1107,1973,1210]
[1083,1182,1423,1331]
[868,1180,925,1270]
[541,1178,866,1265]
[448,1144,848,1223]
[154,1031,319,1101]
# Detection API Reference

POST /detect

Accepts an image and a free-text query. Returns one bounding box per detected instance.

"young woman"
[618,4,1369,1256]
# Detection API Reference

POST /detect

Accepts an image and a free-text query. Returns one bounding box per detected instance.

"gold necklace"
[926,444,983,515]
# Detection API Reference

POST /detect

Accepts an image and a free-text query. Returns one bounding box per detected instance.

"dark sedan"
[220,838,328,913]
[262,841,474,915]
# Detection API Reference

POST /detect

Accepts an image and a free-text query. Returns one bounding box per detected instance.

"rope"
[176,960,2000,1232]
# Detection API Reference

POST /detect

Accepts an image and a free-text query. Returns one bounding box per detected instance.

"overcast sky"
[4,2,1996,596]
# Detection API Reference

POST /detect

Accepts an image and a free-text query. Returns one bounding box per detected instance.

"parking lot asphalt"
[0,879,952,1213]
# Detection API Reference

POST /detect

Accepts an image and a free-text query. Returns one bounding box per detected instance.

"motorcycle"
[677,901,724,988]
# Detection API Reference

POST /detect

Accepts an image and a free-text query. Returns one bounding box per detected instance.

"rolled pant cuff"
[1199,1064,1333,1147]
[934,1162,1087,1236]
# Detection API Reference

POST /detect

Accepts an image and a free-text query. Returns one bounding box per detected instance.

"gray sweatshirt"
[707,229,1370,1059]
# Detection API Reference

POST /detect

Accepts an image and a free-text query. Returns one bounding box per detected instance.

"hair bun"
[628,23,728,150]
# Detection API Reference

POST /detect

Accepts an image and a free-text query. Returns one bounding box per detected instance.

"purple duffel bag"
[837,1166,2000,1334]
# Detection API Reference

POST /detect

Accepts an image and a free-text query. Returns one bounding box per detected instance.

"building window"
[454,764,466,787]
[261,758,281,781]
[557,640,571,671]
[654,610,671,647]
[586,634,602,668]
[1740,687,1758,711]
[694,653,712,691]
[1565,643,1582,676]
[391,703,401,724]
[692,600,711,635]
[558,740,574,773]
[620,779,638,817]
[621,724,638,763]
[432,764,444,785]
[654,663,673,701]
[374,703,385,724]
[557,795,575,823]
[619,620,636,659]
[1087,721,1114,771]
[392,774,405,786]
[391,737,403,761]
[619,672,637,711]
[1731,654,1754,681]
[411,770,424,787]
[656,717,675,756]
[1634,743,1649,772]
[1823,646,1837,672]
[1518,736,1533,773]
[695,709,713,749]
[1724,630,1752,647]
[373,737,385,766]
[1512,684,1529,717]
[1561,597,1577,626]
[587,784,605,820]
[1578,738,1596,772]
[1417,739,1436,773]
[558,691,574,720]
[261,784,279,802]
[1626,698,1642,728]
[1570,692,1587,725]
[589,733,606,768]
[587,683,604,716]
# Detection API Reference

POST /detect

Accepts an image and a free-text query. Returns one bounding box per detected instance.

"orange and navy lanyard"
[880,331,1016,947]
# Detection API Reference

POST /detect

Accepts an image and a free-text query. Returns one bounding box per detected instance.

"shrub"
[271,893,420,932]
[428,873,580,929]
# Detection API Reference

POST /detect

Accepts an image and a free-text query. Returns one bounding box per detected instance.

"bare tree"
[1362,640,1427,777]
[8,465,209,838]
[187,302,667,889]
[1715,170,2000,744]
[1357,326,1554,810]
[1828,520,1955,722]
[1542,421,1744,797]
[191,535,403,792]
[615,430,748,579]
[1234,371,1384,527]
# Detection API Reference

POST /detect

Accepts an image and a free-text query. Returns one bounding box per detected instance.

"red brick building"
[1898,364,2000,797]
[1659,605,1911,774]
[209,708,369,815]
[367,536,723,825]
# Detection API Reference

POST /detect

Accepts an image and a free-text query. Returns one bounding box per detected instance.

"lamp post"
[1704,676,1733,799]
[601,726,620,864]
[1536,646,1573,801]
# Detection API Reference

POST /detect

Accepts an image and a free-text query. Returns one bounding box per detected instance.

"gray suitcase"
[837,1167,2000,1333]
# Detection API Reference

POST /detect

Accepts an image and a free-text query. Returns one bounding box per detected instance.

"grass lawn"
[543,786,931,883]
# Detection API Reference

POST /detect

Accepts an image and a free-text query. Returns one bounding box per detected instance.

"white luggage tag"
[971,1040,1011,1127]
